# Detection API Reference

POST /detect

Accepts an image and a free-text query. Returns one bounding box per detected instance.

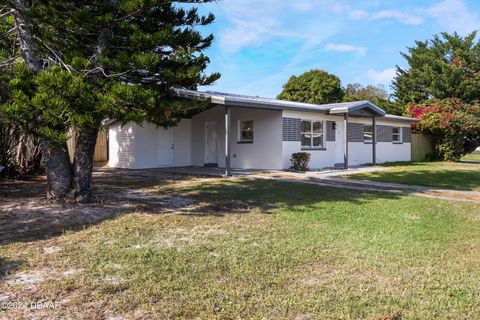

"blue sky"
[195,0,480,98]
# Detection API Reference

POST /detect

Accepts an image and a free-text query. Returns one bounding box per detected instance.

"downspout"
[344,113,349,169]
[225,105,231,176]
[372,115,377,165]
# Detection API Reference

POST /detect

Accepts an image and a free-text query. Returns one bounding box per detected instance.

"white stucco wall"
[133,122,162,169]
[109,107,412,170]
[190,107,224,166]
[108,119,192,169]
[230,107,283,169]
[108,122,135,168]
[173,119,192,166]
[377,142,411,163]
[282,110,347,169]
[347,117,412,165]
[282,110,412,169]
[190,106,283,169]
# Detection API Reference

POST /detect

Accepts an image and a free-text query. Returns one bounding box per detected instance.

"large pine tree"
[392,32,480,107]
[0,0,219,201]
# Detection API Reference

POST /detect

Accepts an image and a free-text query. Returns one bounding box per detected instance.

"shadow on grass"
[376,161,428,167]
[0,168,210,245]
[0,257,24,281]
[165,178,404,218]
[460,160,480,164]
[0,177,47,200]
[0,167,408,245]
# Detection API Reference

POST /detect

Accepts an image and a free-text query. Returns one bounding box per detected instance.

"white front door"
[158,127,174,166]
[205,121,218,165]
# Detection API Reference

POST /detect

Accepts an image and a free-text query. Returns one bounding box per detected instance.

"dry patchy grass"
[1,170,480,319]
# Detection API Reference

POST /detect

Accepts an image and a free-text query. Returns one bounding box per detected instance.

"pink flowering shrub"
[405,99,480,160]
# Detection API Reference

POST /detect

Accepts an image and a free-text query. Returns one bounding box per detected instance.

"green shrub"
[290,152,310,171]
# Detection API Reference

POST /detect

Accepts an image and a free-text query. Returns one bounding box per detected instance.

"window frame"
[392,127,402,143]
[300,120,326,150]
[237,120,254,143]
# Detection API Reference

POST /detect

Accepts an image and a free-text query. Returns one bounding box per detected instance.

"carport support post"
[343,113,349,169]
[372,115,377,165]
[225,105,232,176]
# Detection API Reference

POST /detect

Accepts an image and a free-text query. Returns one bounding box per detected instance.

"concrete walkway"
[158,166,265,176]
[252,171,480,203]
[158,166,480,203]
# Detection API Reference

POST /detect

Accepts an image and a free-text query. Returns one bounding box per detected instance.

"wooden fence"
[67,129,108,163]
[411,133,433,161]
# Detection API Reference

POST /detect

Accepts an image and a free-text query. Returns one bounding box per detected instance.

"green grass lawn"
[343,161,480,191]
[2,178,480,319]
[462,150,480,162]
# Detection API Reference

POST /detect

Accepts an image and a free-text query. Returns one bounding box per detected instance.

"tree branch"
[0,8,13,19]
[31,35,72,72]
[0,56,19,67]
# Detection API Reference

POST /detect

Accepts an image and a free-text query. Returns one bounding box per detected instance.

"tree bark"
[9,1,75,201]
[10,1,102,202]
[41,140,72,201]
[11,0,42,71]
[72,126,99,202]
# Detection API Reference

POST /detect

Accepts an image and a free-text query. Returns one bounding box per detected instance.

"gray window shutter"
[377,125,393,142]
[348,123,364,142]
[282,118,301,141]
[326,121,336,141]
[402,127,412,143]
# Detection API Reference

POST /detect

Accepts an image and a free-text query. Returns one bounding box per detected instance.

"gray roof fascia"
[172,88,226,105]
[171,88,420,122]
[222,98,329,112]
[328,101,386,116]
[383,114,419,122]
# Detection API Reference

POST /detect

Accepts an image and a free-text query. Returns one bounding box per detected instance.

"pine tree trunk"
[41,140,73,201]
[11,1,42,71]
[72,126,99,202]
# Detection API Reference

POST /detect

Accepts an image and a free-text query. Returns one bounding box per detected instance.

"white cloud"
[349,9,423,25]
[370,10,424,26]
[424,0,480,34]
[218,1,290,53]
[217,0,348,53]
[291,0,317,12]
[347,0,479,32]
[324,43,366,55]
[218,0,478,54]
[367,68,396,85]
[349,10,369,19]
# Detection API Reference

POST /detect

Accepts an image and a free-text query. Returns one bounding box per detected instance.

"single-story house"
[108,88,417,174]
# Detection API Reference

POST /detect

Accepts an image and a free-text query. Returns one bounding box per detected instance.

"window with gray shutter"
[377,125,393,142]
[348,123,364,142]
[282,118,301,141]
[402,127,412,143]
[326,121,336,141]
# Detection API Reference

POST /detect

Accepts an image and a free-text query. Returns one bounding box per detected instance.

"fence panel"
[93,130,108,162]
[411,134,433,161]
[67,130,108,163]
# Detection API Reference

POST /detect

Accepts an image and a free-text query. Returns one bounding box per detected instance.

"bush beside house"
[290,152,310,171]
[406,99,480,161]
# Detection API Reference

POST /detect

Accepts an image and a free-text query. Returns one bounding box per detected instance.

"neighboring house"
[108,88,417,174]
